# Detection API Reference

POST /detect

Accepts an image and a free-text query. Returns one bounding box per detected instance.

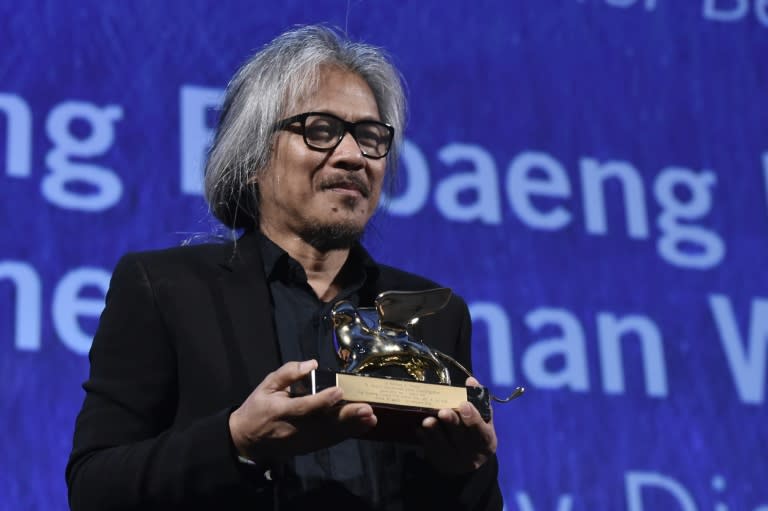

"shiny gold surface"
[332,289,453,384]
[331,288,525,404]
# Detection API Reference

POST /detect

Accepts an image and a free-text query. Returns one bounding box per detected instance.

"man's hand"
[228,360,377,466]
[420,376,498,475]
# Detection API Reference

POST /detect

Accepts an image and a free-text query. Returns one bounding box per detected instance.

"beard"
[297,189,370,251]
[298,220,364,252]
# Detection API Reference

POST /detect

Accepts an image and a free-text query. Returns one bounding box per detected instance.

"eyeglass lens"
[303,114,391,158]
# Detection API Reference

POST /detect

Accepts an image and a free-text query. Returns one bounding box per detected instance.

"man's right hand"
[228,359,377,466]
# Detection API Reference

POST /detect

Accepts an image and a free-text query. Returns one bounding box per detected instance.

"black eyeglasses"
[275,111,394,159]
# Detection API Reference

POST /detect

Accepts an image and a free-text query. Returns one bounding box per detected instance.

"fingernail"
[357,406,371,417]
[460,402,472,418]
[300,360,316,373]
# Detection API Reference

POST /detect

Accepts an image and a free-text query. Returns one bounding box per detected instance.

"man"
[66,25,502,510]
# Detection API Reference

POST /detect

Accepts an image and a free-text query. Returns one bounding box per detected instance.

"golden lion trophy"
[292,288,523,437]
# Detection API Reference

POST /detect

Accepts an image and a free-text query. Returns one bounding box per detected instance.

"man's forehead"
[283,66,378,117]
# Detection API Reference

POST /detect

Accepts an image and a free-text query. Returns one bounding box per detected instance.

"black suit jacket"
[66,231,503,510]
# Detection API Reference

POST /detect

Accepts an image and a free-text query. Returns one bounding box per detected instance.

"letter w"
[709,294,768,404]
[514,492,573,511]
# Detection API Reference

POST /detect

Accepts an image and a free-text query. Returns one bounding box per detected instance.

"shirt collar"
[254,230,379,286]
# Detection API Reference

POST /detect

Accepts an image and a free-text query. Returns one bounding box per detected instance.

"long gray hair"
[204,25,407,229]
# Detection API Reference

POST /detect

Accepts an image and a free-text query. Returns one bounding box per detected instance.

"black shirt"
[259,232,378,369]
[257,233,403,510]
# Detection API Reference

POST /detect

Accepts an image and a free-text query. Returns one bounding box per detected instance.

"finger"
[423,411,461,450]
[420,405,497,475]
[337,402,375,422]
[465,376,481,387]
[336,402,377,433]
[436,407,461,427]
[421,415,440,429]
[437,407,472,460]
[457,401,484,428]
[457,402,496,442]
[438,403,494,456]
[456,402,498,455]
[261,360,318,392]
[282,386,343,417]
[419,415,456,471]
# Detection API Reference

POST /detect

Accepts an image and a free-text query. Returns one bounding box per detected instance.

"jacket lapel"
[214,231,282,391]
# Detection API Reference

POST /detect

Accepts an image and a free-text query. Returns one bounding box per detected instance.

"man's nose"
[332,132,366,170]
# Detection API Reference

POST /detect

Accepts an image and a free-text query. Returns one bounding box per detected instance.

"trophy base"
[291,369,491,442]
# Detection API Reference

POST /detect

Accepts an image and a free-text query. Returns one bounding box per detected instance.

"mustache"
[319,175,370,198]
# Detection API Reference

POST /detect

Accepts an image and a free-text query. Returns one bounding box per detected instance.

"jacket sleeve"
[411,295,504,511]
[65,254,269,510]
[452,297,504,511]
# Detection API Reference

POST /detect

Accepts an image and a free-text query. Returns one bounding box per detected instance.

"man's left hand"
[420,376,498,475]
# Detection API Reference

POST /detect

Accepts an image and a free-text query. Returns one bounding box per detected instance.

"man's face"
[257,67,387,250]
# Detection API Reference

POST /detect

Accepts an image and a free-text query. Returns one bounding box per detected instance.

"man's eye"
[305,120,337,141]
[356,128,383,147]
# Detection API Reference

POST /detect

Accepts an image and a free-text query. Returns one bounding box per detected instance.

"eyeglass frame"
[274,111,395,160]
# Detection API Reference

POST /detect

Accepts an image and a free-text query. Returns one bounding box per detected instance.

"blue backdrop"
[1,1,766,509]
